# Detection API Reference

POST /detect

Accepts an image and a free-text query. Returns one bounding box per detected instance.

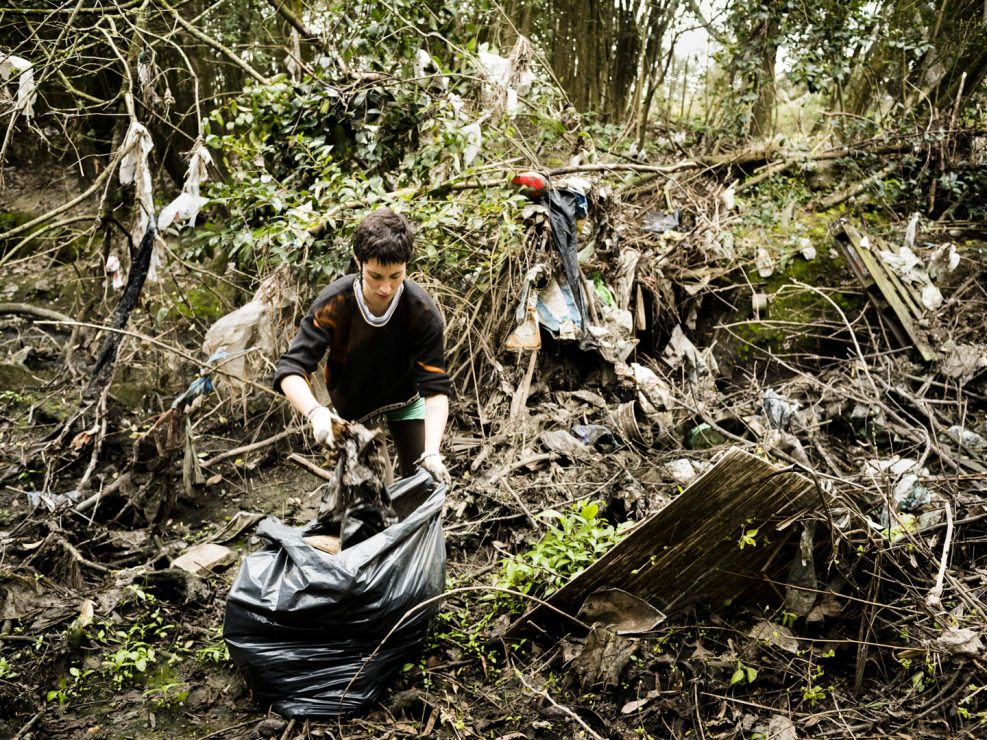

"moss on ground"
[722,193,869,363]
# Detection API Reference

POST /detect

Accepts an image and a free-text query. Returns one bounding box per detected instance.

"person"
[273,207,452,486]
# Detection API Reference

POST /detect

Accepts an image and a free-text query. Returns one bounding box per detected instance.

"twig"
[0,165,113,243]
[0,214,97,270]
[485,452,557,485]
[925,501,953,608]
[693,681,706,740]
[74,472,131,514]
[56,535,111,574]
[199,428,299,468]
[159,0,271,85]
[514,668,605,740]
[76,384,110,493]
[37,319,279,399]
[287,451,334,482]
[198,719,258,740]
[12,708,45,740]
[278,718,296,740]
[813,162,896,210]
[0,303,73,323]
[498,477,542,530]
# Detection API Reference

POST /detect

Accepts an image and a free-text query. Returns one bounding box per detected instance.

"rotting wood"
[506,448,817,638]
[839,222,939,362]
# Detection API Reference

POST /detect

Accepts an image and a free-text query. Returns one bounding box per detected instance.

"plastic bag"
[224,470,445,718]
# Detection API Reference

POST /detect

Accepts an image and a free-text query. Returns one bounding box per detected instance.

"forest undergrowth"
[1,4,986,738]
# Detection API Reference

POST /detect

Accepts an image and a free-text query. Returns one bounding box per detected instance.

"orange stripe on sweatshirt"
[417,360,445,374]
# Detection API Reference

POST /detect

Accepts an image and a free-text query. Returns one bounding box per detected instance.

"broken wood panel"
[839,223,939,362]
[507,449,817,638]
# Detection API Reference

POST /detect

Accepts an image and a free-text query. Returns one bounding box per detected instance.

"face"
[360,257,407,310]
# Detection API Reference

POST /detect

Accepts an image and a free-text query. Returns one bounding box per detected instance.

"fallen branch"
[813,162,897,210]
[0,214,99,271]
[287,451,333,481]
[38,319,280,400]
[74,471,132,514]
[514,668,606,740]
[12,708,45,740]
[199,719,258,740]
[198,428,299,469]
[485,452,558,485]
[0,303,73,323]
[0,165,112,243]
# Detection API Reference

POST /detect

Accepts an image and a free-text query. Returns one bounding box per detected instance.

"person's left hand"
[419,452,451,486]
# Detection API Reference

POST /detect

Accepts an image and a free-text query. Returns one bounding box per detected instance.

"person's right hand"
[307,406,335,447]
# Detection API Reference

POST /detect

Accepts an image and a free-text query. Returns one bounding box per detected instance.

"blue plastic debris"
[171,348,252,410]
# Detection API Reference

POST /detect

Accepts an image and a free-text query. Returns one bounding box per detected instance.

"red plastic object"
[510,171,548,198]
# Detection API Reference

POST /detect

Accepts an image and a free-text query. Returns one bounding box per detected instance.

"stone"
[170,543,235,574]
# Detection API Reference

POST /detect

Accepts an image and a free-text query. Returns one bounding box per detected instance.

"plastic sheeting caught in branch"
[0,54,37,118]
[477,36,534,117]
[158,138,212,231]
[118,122,158,278]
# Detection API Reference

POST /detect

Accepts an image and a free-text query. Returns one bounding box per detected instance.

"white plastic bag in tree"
[0,54,37,118]
[413,48,446,88]
[158,138,212,230]
[119,122,153,187]
[476,37,534,116]
[118,122,160,280]
[461,121,482,167]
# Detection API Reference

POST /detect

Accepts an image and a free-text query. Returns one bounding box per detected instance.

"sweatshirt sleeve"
[412,301,453,399]
[272,297,332,394]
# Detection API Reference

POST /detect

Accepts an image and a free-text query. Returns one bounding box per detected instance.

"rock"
[254,716,288,738]
[170,543,235,574]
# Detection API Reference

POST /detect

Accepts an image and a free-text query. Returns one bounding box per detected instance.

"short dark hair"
[352,208,415,265]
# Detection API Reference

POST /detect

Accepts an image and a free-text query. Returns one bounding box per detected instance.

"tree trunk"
[749,13,779,138]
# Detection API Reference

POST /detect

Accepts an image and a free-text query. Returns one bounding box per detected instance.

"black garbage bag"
[223,470,445,718]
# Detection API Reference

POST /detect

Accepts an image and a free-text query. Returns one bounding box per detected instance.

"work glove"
[307,405,335,447]
[419,452,451,487]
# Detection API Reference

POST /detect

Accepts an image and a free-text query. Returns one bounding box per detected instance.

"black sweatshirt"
[273,274,452,422]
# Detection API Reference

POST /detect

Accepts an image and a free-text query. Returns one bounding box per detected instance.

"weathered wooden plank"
[870,233,926,319]
[840,223,939,362]
[507,448,817,638]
